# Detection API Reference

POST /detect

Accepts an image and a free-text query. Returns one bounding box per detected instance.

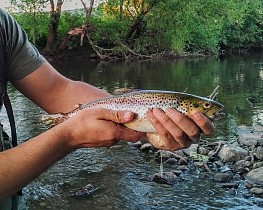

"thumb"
[100,109,136,123]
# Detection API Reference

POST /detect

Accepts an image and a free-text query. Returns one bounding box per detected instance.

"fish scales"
[42,90,224,133]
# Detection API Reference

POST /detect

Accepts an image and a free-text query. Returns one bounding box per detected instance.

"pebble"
[214,172,233,182]
[250,187,263,196]
[218,182,239,188]
[151,172,177,185]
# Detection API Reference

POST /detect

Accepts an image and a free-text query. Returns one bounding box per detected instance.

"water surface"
[1,52,262,209]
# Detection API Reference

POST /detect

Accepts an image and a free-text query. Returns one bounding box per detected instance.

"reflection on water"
[1,53,262,209]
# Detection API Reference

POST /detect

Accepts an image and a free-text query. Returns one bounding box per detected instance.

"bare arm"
[12,61,110,113]
[0,108,143,200]
[0,61,143,200]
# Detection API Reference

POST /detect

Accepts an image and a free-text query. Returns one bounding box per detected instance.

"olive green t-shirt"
[0,9,45,209]
[0,8,46,109]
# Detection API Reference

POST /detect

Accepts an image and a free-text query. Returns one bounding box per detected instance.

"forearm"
[51,79,111,113]
[12,62,111,114]
[0,125,72,200]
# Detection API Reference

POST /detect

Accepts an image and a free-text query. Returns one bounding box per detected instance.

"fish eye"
[204,102,211,109]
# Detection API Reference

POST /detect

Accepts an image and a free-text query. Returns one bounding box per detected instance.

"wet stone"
[250,187,263,196]
[178,158,188,165]
[232,174,242,182]
[218,144,248,163]
[151,172,177,185]
[198,146,210,155]
[140,143,154,152]
[177,165,189,171]
[214,160,224,167]
[253,161,263,169]
[72,184,99,197]
[255,146,263,160]
[171,170,183,176]
[233,160,251,173]
[218,182,239,189]
[228,188,237,195]
[164,157,178,165]
[214,172,233,182]
[244,180,254,189]
[129,141,142,148]
[246,167,263,184]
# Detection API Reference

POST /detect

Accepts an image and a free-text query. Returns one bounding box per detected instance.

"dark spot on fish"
[193,103,199,108]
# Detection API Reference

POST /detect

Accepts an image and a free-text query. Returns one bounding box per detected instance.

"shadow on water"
[1,52,262,209]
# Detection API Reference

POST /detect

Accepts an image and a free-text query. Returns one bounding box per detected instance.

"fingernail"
[124,112,133,120]
[192,111,202,120]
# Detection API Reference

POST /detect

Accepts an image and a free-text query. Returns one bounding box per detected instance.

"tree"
[42,0,64,55]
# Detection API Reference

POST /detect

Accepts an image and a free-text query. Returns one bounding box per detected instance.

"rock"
[214,160,224,167]
[244,156,252,161]
[255,146,263,160]
[250,187,263,196]
[164,158,178,165]
[198,146,210,155]
[237,134,259,147]
[178,157,188,165]
[218,144,248,163]
[72,184,99,197]
[177,165,188,171]
[214,172,233,182]
[246,167,263,184]
[228,188,237,195]
[151,172,177,185]
[253,162,263,169]
[140,143,154,152]
[129,141,142,148]
[232,174,242,181]
[244,180,254,189]
[182,144,198,156]
[218,182,239,188]
[233,160,251,173]
[172,170,183,176]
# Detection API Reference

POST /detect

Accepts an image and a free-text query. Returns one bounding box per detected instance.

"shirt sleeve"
[0,9,46,81]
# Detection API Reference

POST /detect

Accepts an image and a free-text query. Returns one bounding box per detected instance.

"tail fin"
[42,113,63,128]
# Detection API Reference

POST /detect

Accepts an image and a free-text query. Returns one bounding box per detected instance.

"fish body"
[43,90,224,133]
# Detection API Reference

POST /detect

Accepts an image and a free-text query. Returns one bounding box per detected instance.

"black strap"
[3,92,17,147]
[3,92,22,196]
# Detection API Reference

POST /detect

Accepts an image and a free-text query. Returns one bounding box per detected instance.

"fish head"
[182,96,224,120]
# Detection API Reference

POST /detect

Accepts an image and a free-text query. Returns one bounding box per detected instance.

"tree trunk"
[42,0,63,55]
[80,0,94,24]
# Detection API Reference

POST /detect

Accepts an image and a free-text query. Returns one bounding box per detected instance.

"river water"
[1,52,263,209]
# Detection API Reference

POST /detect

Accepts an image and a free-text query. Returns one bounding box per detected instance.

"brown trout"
[43,90,224,133]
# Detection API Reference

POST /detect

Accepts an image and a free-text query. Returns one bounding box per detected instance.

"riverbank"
[131,124,263,202]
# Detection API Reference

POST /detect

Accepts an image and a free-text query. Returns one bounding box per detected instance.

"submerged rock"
[214,172,233,182]
[151,171,177,185]
[71,184,100,197]
[250,187,263,197]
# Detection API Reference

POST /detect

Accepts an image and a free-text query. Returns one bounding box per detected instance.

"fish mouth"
[207,109,225,121]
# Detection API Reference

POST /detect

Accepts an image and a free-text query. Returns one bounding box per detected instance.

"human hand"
[146,108,214,151]
[60,108,144,149]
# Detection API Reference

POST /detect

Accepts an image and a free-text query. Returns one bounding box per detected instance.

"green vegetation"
[7,0,263,58]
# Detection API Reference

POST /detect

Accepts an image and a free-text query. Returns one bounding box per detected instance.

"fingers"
[147,109,192,150]
[96,108,144,142]
[191,111,215,135]
[98,109,136,123]
[165,108,201,143]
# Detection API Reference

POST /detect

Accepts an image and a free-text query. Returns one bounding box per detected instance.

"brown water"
[1,52,262,209]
